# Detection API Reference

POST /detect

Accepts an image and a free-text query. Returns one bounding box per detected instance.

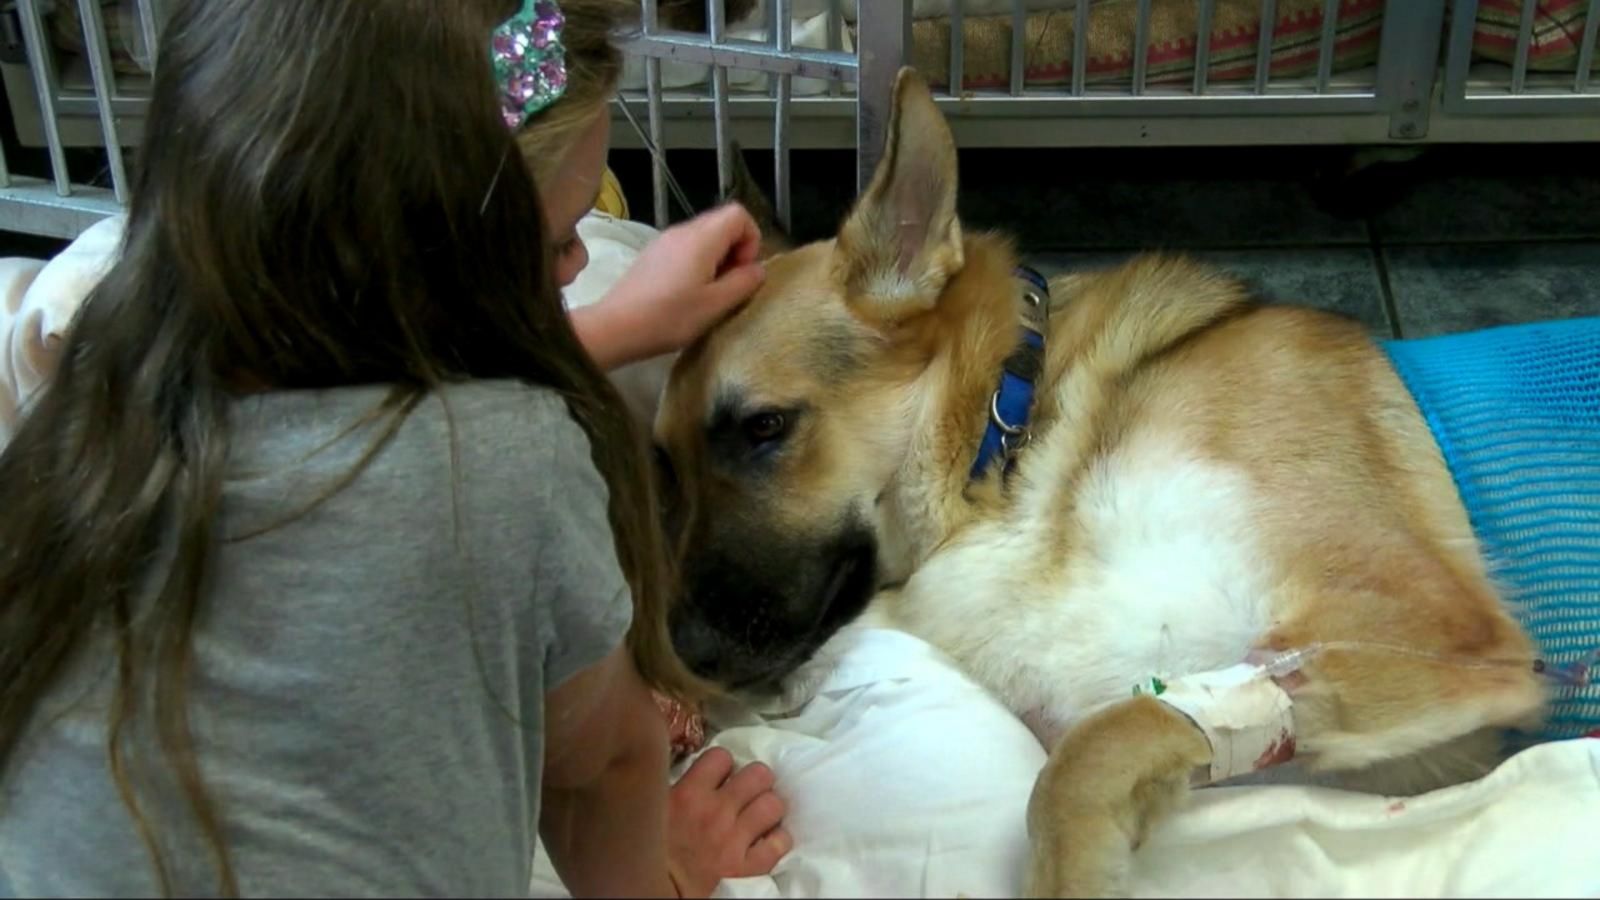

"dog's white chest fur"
[886,432,1278,740]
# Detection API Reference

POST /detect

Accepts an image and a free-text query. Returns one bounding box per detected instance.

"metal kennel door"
[0,0,158,237]
[1438,0,1600,119]
[619,0,910,230]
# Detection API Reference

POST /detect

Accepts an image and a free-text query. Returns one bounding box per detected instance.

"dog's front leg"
[1023,694,1211,899]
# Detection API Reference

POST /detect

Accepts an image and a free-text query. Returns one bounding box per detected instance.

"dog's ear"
[835,67,962,323]
[722,141,794,260]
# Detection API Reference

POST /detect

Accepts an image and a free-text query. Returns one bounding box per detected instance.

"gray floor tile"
[1371,172,1600,246]
[1384,243,1600,338]
[1031,247,1393,336]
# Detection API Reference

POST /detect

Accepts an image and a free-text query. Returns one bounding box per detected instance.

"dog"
[651,68,1582,897]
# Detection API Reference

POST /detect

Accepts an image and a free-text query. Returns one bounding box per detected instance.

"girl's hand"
[667,748,792,898]
[572,204,766,370]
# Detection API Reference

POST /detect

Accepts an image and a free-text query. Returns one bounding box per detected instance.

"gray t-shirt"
[0,380,632,897]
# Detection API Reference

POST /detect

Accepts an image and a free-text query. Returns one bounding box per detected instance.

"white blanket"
[533,623,1600,899]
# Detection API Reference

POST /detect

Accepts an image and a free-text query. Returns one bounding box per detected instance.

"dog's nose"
[668,608,723,679]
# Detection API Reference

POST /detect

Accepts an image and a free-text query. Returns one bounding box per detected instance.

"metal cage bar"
[1509,0,1538,95]
[828,0,845,96]
[76,0,130,204]
[1441,0,1479,103]
[1071,0,1089,95]
[1010,0,1025,96]
[1194,0,1217,95]
[641,0,671,229]
[1254,0,1279,94]
[1132,0,1153,95]
[949,0,965,96]
[855,0,909,190]
[1576,0,1600,93]
[1315,0,1340,94]
[1377,0,1447,137]
[15,0,72,196]
[136,0,161,70]
[624,32,853,75]
[708,0,733,197]
[763,0,778,98]
[774,0,794,231]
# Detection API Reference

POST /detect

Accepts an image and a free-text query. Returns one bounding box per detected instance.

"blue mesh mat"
[1382,317,1600,747]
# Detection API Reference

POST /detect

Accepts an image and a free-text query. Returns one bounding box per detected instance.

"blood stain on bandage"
[1252,732,1296,770]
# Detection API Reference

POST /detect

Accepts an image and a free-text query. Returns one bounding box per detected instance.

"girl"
[0,0,783,896]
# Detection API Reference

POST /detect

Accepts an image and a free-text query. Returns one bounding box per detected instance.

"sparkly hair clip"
[492,0,568,130]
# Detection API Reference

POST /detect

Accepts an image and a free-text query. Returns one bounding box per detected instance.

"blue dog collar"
[969,266,1051,482]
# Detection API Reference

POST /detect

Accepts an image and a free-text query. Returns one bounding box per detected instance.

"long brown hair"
[0,0,697,894]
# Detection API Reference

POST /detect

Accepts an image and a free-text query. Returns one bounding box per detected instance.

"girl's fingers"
[676,746,735,792]
[707,203,762,273]
[738,826,793,877]
[735,790,786,842]
[702,263,766,315]
[721,761,776,809]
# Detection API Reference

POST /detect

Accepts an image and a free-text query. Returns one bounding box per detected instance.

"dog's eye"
[742,411,788,445]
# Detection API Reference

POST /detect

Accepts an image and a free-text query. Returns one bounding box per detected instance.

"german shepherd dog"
[653,69,1547,896]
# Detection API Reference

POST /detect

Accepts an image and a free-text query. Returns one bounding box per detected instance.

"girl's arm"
[541,644,680,898]
[569,204,764,371]
[540,642,791,899]
[567,299,641,372]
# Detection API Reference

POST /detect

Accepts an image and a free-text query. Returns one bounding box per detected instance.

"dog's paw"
[1023,809,1135,899]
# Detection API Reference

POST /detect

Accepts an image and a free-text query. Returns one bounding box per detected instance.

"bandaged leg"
[1135,663,1297,785]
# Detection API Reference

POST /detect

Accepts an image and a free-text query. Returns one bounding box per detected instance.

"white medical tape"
[1147,662,1297,785]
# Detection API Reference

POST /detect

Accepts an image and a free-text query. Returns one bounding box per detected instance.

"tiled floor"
[950,144,1600,340]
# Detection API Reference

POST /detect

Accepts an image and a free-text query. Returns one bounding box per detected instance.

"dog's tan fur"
[656,69,1546,896]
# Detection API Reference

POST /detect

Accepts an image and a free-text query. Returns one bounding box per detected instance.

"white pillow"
[530,622,1047,899]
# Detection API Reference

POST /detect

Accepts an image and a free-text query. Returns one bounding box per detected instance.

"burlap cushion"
[902,0,1387,90]
[1469,0,1598,74]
